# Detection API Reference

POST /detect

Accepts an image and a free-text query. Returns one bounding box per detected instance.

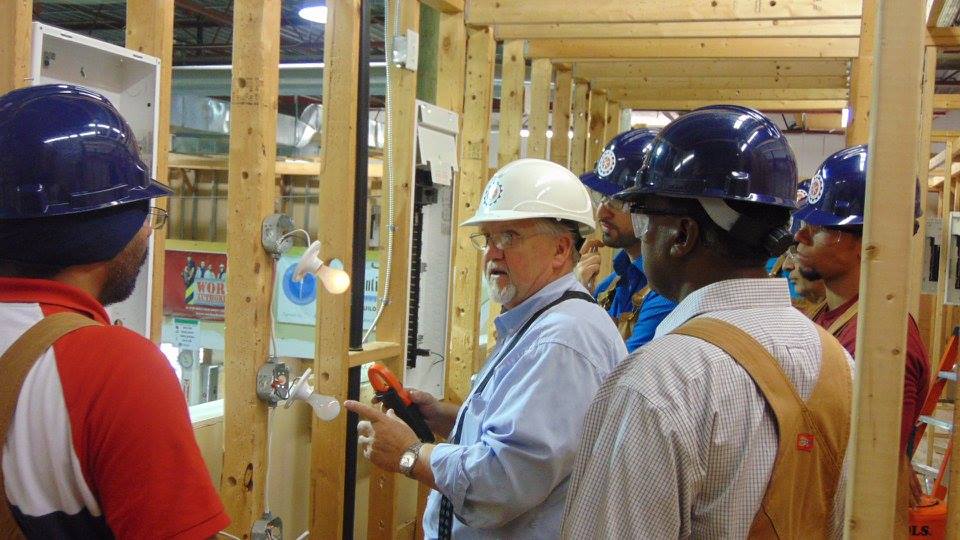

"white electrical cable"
[295,531,310,540]
[265,406,275,514]
[217,532,243,540]
[362,0,401,344]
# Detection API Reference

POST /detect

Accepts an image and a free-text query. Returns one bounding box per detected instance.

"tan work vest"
[673,317,852,539]
[597,278,651,342]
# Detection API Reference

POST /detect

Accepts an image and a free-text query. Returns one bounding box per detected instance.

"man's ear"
[555,233,574,268]
[670,216,700,258]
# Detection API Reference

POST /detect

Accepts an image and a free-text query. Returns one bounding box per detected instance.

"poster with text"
[164,249,228,321]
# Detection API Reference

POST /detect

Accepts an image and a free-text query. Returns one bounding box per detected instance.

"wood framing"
[0,0,31,94]
[934,94,960,110]
[621,99,848,112]
[444,25,495,404]
[465,0,862,25]
[569,81,590,174]
[527,38,860,60]
[846,0,876,145]
[589,76,850,90]
[366,1,421,536]
[603,102,619,146]
[527,59,552,159]
[927,26,960,46]
[220,0,282,535]
[498,40,526,165]
[602,88,849,101]
[910,46,937,323]
[572,59,852,79]
[495,19,862,40]
[310,0,360,537]
[126,0,175,343]
[586,90,607,169]
[420,0,464,13]
[550,67,574,167]
[844,1,926,536]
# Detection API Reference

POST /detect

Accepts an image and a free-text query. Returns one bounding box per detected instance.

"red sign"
[163,249,228,321]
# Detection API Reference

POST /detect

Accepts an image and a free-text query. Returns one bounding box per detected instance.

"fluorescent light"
[546,129,554,139]
[841,107,850,129]
[299,5,328,24]
[520,128,530,138]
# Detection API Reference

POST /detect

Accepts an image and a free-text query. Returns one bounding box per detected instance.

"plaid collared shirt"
[562,278,852,539]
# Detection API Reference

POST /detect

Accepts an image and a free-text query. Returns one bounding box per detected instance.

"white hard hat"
[460,158,596,234]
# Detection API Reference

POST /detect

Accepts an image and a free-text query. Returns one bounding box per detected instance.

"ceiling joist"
[588,76,850,90]
[494,18,862,40]
[604,88,849,102]
[465,0,861,25]
[527,37,860,60]
[623,99,848,112]
[571,59,851,79]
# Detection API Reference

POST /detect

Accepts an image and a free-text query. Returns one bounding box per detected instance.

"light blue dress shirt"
[422,274,627,539]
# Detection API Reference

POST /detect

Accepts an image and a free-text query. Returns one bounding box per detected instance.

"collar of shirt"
[494,273,583,338]
[612,250,642,279]
[653,277,793,339]
[0,277,112,324]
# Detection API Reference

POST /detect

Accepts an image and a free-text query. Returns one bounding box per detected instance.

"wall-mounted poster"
[164,248,228,321]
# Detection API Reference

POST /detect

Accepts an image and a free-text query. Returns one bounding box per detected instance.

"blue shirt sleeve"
[428,340,608,529]
[624,293,677,353]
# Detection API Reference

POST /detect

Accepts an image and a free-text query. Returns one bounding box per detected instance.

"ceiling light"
[299,3,328,24]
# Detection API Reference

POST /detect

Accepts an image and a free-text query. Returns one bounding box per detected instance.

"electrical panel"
[946,212,960,306]
[924,217,942,295]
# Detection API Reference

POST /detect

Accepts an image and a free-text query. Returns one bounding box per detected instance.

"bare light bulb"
[317,264,351,294]
[293,241,351,294]
[285,368,341,421]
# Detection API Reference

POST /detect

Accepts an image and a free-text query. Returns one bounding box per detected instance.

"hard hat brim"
[460,209,595,234]
[791,203,862,228]
[579,171,620,197]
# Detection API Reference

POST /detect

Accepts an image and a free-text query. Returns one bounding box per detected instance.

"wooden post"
[220,0,282,536]
[310,0,360,537]
[844,1,926,537]
[367,0,420,537]
[846,0,876,146]
[527,59,552,159]
[569,80,590,175]
[0,0,31,94]
[126,0,175,343]
[550,66,573,167]
[498,40,525,166]
[585,90,607,172]
[932,140,952,367]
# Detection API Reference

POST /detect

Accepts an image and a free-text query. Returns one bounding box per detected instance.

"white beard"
[487,275,517,305]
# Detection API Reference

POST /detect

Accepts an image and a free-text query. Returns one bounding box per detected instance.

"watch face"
[400,453,415,469]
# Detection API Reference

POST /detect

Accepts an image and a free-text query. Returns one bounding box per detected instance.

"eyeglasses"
[628,200,688,217]
[146,206,168,230]
[796,221,843,245]
[588,190,629,213]
[469,231,544,251]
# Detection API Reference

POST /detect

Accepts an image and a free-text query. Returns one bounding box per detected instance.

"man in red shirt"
[0,85,229,538]
[793,144,929,456]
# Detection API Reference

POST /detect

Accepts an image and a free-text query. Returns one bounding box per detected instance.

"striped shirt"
[562,278,852,539]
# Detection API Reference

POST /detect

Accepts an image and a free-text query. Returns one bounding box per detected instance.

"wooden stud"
[573,59,852,79]
[550,67,574,167]
[603,88,849,102]
[927,26,960,46]
[436,12,466,111]
[622,99,848,112]
[126,0,175,343]
[846,0,876,146]
[910,47,937,325]
[932,139,952,371]
[220,0,282,535]
[309,0,360,537]
[444,26,495,404]
[367,1,421,537]
[420,0,463,13]
[934,94,960,110]
[569,81,590,175]
[844,1,926,537]
[590,76,850,90]
[498,40,526,166]
[527,59,552,159]
[495,18,862,40]
[527,38,861,60]
[0,0,31,94]
[465,0,861,25]
[585,91,607,173]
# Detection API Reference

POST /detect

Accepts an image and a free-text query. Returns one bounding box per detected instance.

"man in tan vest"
[562,105,853,538]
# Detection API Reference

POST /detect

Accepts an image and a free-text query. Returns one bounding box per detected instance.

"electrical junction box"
[392,29,420,72]
[924,217,942,295]
[946,212,960,306]
[29,23,161,337]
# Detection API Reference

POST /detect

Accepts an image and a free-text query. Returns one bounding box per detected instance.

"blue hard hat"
[788,179,812,235]
[792,144,922,228]
[615,105,798,208]
[579,128,658,196]
[0,84,172,220]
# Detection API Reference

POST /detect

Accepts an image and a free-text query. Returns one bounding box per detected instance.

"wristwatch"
[399,442,424,478]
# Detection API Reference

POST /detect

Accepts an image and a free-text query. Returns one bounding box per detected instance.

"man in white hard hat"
[346,158,627,539]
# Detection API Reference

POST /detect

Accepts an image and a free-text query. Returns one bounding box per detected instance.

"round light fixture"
[299,4,328,24]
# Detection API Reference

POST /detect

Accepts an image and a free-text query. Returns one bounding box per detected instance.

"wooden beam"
[844,1,926,536]
[927,26,960,46]
[346,341,402,367]
[0,0,32,94]
[126,0,175,343]
[928,0,948,27]
[621,99,848,112]
[934,94,960,110]
[420,0,463,13]
[846,0,876,146]
[573,59,852,79]
[496,18,862,40]
[589,76,850,90]
[585,90,607,173]
[603,102,619,146]
[465,0,861,25]
[310,1,359,537]
[603,88,849,102]
[550,67,573,167]
[436,12,466,111]
[220,0,281,535]
[527,59,552,159]
[528,37,860,60]
[569,81,590,174]
[498,40,525,165]
[367,0,420,536]
[444,25,495,404]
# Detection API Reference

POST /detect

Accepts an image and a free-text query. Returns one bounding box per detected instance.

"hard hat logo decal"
[808,173,824,205]
[480,179,504,208]
[596,149,617,178]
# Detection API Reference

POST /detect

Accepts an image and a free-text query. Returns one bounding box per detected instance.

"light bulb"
[298,5,327,24]
[318,264,351,294]
[307,393,341,421]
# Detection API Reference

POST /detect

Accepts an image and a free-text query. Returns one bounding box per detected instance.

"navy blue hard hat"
[579,128,658,196]
[789,179,812,235]
[792,144,922,228]
[616,105,798,208]
[0,84,172,220]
